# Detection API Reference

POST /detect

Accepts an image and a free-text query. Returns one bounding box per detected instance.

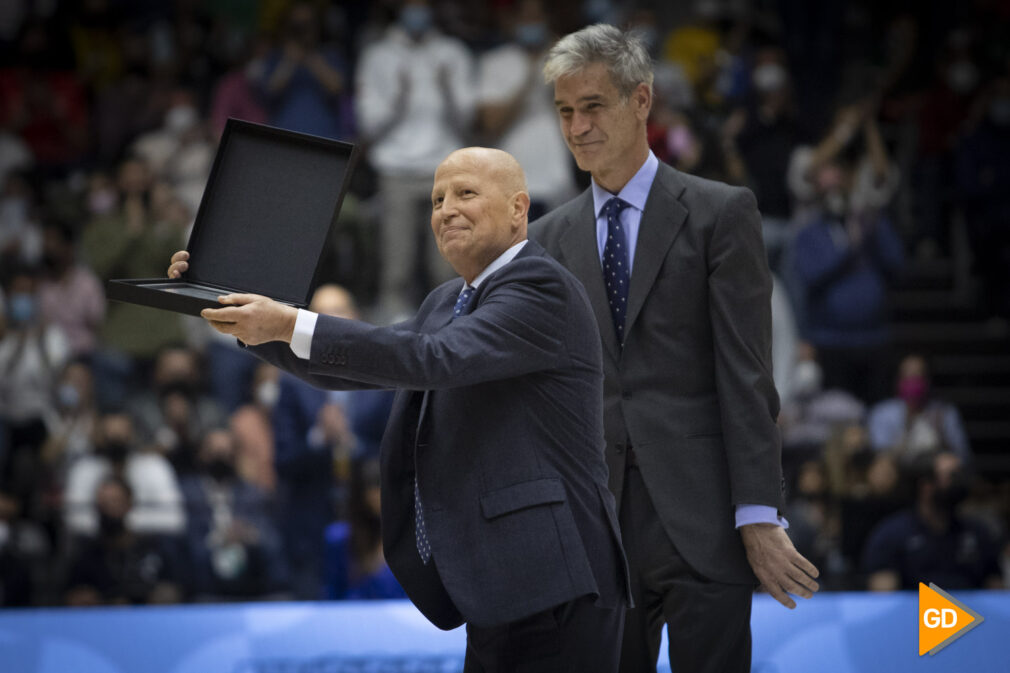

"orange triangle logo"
[919,582,984,655]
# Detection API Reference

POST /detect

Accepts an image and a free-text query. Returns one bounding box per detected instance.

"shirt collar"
[465,239,528,290]
[591,151,659,218]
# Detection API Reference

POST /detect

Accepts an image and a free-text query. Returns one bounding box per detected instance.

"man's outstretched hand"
[740,523,820,609]
[201,293,298,345]
[167,250,297,346]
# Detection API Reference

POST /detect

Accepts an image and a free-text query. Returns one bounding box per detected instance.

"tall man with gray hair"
[530,24,820,672]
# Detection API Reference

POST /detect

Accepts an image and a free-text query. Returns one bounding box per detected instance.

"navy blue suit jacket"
[249,240,630,629]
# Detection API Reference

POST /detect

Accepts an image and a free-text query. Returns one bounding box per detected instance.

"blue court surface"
[0,590,1006,673]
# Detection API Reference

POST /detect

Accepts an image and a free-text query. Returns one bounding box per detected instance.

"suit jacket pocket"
[480,478,566,520]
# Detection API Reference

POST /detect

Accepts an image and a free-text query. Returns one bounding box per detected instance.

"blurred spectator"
[356,0,474,318]
[862,452,1003,591]
[476,0,575,218]
[0,487,49,606]
[82,158,187,404]
[256,1,351,140]
[0,18,88,174]
[64,412,185,537]
[323,458,404,600]
[37,221,105,357]
[209,35,269,138]
[180,429,287,601]
[64,476,186,606]
[778,343,866,450]
[0,263,69,502]
[41,359,100,471]
[272,284,393,599]
[130,88,214,217]
[228,362,279,494]
[789,104,905,402]
[954,75,1010,318]
[0,171,43,264]
[912,30,980,256]
[867,354,971,463]
[722,47,803,270]
[129,346,225,476]
[0,123,32,189]
[661,1,721,97]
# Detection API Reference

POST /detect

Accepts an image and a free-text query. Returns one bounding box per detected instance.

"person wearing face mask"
[0,264,69,503]
[180,429,287,600]
[227,363,280,495]
[269,284,394,599]
[476,0,575,220]
[788,102,905,403]
[64,476,186,606]
[37,221,105,358]
[722,49,803,274]
[862,452,1002,591]
[867,354,971,464]
[256,1,349,142]
[63,412,185,537]
[41,359,100,471]
[356,0,475,320]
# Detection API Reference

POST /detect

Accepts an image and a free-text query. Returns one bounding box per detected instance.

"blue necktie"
[602,197,631,343]
[415,285,476,563]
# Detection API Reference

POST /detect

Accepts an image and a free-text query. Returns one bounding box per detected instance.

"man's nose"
[569,110,592,137]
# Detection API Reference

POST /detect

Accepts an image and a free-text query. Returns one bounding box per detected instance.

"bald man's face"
[430,151,528,282]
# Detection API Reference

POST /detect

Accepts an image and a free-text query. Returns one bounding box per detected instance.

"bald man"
[168,148,630,670]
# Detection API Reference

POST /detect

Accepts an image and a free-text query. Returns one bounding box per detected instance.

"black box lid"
[183,119,357,305]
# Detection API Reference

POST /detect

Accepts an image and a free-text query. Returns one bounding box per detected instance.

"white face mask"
[255,380,280,408]
[946,60,979,94]
[753,63,787,94]
[791,360,823,398]
[165,105,198,135]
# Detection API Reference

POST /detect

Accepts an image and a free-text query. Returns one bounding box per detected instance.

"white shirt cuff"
[289,308,318,360]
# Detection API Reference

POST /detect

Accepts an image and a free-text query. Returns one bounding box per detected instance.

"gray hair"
[543,24,654,98]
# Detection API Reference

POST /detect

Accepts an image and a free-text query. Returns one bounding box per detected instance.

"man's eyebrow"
[555,94,605,107]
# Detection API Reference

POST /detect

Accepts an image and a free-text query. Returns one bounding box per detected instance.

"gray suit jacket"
[248,240,630,628]
[530,162,784,584]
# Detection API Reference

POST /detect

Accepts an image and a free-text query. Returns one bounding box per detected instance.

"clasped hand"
[167,250,297,345]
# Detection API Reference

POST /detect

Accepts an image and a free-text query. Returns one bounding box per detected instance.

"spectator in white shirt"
[64,412,185,537]
[355,0,475,319]
[477,0,575,219]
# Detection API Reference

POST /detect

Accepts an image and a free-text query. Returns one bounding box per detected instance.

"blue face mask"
[7,293,35,325]
[58,383,81,410]
[400,5,433,36]
[515,22,548,48]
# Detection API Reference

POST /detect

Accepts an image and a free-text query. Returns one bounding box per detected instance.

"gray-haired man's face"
[553,63,650,181]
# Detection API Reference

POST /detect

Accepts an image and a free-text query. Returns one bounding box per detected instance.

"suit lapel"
[560,191,621,361]
[624,164,688,338]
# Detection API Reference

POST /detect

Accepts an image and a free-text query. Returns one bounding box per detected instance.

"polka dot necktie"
[602,197,631,344]
[415,285,477,564]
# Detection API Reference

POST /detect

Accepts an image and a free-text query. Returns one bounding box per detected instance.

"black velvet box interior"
[106,119,357,317]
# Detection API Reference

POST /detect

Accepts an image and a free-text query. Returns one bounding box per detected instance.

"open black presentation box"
[107,119,358,317]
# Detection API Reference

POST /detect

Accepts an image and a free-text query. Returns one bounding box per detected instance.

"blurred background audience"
[0,0,1007,607]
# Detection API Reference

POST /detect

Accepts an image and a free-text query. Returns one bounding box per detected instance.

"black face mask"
[207,459,235,482]
[158,379,197,400]
[99,513,126,538]
[102,441,130,464]
[933,481,969,512]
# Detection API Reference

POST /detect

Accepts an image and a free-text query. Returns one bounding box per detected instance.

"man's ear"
[512,191,531,228]
[633,82,653,122]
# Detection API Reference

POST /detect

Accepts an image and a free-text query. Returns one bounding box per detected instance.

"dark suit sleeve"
[305,259,571,390]
[707,186,784,509]
[245,339,387,391]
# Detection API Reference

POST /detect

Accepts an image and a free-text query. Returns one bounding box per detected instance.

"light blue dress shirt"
[591,151,785,530]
